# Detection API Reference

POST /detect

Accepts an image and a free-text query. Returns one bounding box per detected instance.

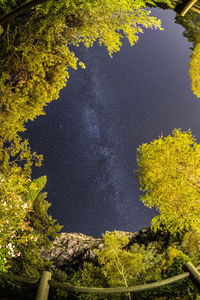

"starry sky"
[24,8,200,236]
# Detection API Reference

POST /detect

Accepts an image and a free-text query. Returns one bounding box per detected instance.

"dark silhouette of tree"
[176,11,200,97]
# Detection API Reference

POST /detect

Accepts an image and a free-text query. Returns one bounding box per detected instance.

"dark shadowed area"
[23,8,200,236]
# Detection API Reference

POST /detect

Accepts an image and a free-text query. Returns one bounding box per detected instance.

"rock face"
[42,230,141,270]
[42,233,103,269]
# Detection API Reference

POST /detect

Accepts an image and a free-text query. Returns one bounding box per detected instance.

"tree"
[0,172,62,276]
[175,12,200,98]
[0,0,174,141]
[0,0,50,26]
[181,230,200,261]
[0,136,42,178]
[95,232,144,300]
[66,0,165,56]
[175,11,200,46]
[189,42,200,97]
[0,135,61,275]
[136,129,200,235]
[0,0,175,27]
[0,10,81,141]
[13,185,62,278]
[71,263,108,300]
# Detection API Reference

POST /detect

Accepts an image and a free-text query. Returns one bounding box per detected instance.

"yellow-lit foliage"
[189,43,200,98]
[137,129,200,235]
[0,173,43,270]
[68,0,164,56]
[0,22,80,140]
[0,172,62,275]
[0,0,173,140]
[181,230,200,260]
[0,136,42,177]
[95,232,144,289]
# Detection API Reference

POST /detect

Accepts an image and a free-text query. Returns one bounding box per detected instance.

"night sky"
[24,8,200,236]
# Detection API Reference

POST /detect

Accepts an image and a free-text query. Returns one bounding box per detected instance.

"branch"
[0,0,51,26]
[114,251,132,300]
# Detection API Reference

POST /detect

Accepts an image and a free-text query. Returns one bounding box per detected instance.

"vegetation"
[0,169,62,276]
[50,231,200,300]
[0,0,175,141]
[1,1,200,300]
[95,232,144,300]
[175,10,200,98]
[136,129,200,235]
[0,126,62,276]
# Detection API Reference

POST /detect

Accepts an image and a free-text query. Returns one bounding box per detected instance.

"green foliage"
[0,136,42,177]
[71,263,108,300]
[0,0,175,141]
[155,247,196,299]
[12,190,62,278]
[0,247,10,272]
[95,232,144,291]
[130,242,162,271]
[0,167,62,276]
[26,175,47,202]
[136,128,200,235]
[135,246,195,300]
[0,170,39,270]
[72,262,107,288]
[181,230,200,261]
[67,0,164,57]
[160,246,190,277]
[0,0,84,141]
[175,12,200,98]
[175,12,200,46]
[189,42,200,98]
[51,267,70,300]
[0,111,55,276]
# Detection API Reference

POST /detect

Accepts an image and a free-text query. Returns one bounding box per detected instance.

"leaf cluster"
[136,128,200,235]
[0,171,62,277]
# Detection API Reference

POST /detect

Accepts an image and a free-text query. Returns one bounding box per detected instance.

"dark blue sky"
[24,8,200,236]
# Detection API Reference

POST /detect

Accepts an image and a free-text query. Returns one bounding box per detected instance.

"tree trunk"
[0,0,50,26]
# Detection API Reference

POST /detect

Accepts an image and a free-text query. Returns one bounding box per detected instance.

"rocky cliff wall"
[41,228,155,270]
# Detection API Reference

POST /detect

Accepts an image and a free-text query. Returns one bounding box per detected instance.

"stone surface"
[41,232,103,269]
[41,230,141,269]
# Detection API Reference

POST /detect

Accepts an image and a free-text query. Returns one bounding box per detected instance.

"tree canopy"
[136,129,200,235]
[0,130,61,275]
[0,0,175,141]
[95,232,144,291]
[175,12,200,98]
[189,42,200,98]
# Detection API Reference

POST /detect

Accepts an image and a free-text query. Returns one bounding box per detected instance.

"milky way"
[79,56,134,217]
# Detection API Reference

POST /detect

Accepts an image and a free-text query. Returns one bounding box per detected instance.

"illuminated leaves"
[175,12,200,98]
[0,136,43,177]
[70,0,164,57]
[0,0,174,141]
[189,43,200,98]
[0,172,62,274]
[0,172,41,267]
[95,232,144,288]
[136,129,200,235]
